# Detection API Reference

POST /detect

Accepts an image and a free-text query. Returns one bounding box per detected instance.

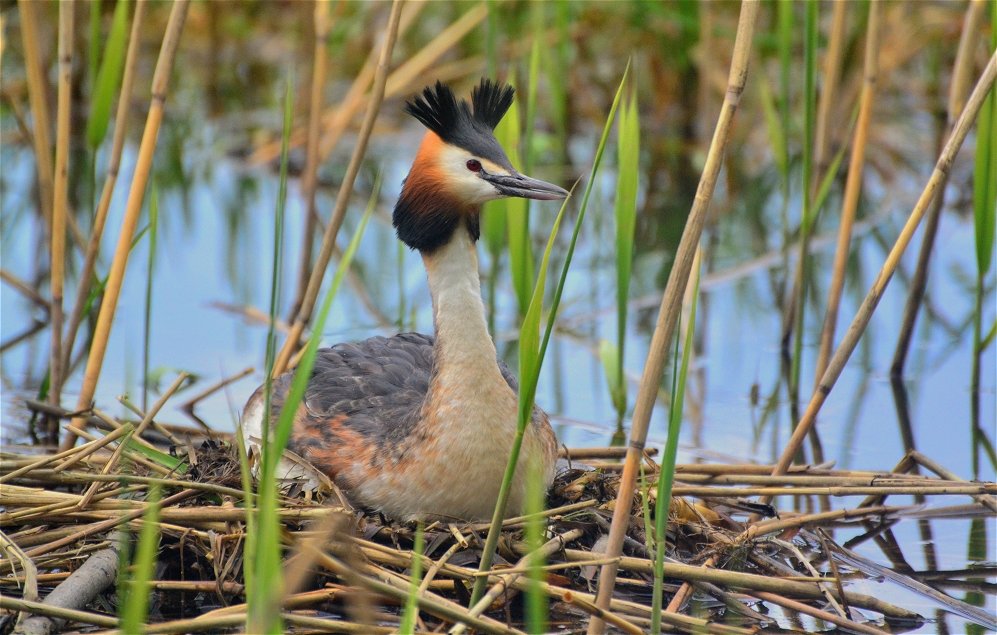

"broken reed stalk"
[815,0,880,382]
[890,0,985,377]
[748,590,885,635]
[63,0,147,373]
[77,373,189,508]
[49,1,73,415]
[768,50,997,485]
[61,0,191,452]
[17,0,54,233]
[289,0,330,317]
[272,0,403,376]
[586,2,760,632]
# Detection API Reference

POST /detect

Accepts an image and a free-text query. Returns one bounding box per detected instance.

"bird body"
[241,79,567,522]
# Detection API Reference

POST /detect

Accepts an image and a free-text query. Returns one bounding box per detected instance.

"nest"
[2,412,995,634]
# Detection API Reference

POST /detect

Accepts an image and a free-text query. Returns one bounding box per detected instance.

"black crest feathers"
[404,79,514,144]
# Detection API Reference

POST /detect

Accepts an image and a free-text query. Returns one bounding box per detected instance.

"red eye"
[466,159,482,172]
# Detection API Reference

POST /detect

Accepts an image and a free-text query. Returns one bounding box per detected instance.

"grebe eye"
[466,159,482,172]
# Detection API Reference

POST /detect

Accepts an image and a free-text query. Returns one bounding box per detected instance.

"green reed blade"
[651,256,701,634]
[249,76,294,635]
[612,83,639,420]
[142,184,158,411]
[88,0,101,87]
[120,482,161,634]
[757,73,788,179]
[398,521,425,634]
[492,91,534,314]
[471,60,632,609]
[86,0,129,148]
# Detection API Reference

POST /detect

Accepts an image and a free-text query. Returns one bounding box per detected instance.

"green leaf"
[86,0,130,148]
[120,482,161,633]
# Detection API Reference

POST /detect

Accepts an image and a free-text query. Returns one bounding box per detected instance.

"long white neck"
[422,226,507,389]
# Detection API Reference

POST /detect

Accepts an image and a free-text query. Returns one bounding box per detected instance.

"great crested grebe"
[241,79,568,522]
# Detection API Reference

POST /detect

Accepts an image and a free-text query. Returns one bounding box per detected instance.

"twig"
[178,366,254,420]
[1,596,117,630]
[61,0,191,451]
[587,4,760,632]
[767,50,997,484]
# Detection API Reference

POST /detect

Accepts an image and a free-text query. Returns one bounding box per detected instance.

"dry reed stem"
[1,270,50,312]
[47,0,74,417]
[0,596,118,629]
[61,0,191,452]
[749,590,886,635]
[53,423,132,472]
[740,504,900,541]
[815,0,880,383]
[767,50,997,485]
[561,591,644,635]
[62,0,147,373]
[178,366,253,420]
[0,530,38,607]
[910,450,997,513]
[450,528,584,634]
[0,427,128,484]
[813,0,847,190]
[17,0,54,232]
[665,555,715,613]
[315,552,523,635]
[890,0,984,377]
[78,373,189,508]
[273,0,404,376]
[290,0,331,317]
[554,548,919,619]
[22,489,193,559]
[587,3,760,632]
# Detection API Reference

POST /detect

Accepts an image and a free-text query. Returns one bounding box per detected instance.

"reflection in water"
[1,2,994,630]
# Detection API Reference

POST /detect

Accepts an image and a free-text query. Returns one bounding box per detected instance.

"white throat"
[422,226,504,382]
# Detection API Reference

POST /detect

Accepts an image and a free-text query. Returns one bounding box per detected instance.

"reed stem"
[815,0,880,383]
[273,0,403,376]
[61,0,191,452]
[586,3,760,632]
[768,50,997,484]
[63,0,147,374]
[49,0,74,416]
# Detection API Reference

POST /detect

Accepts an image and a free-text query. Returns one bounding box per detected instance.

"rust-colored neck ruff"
[394,132,480,253]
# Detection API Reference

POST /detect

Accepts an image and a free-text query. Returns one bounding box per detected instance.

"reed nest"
[1,408,995,635]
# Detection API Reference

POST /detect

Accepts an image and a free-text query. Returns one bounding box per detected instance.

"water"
[1,3,994,631]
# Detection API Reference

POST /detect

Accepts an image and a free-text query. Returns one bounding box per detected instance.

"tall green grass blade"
[611,84,639,421]
[142,184,158,411]
[398,521,425,634]
[492,93,533,314]
[120,482,161,634]
[86,0,129,148]
[650,258,701,634]
[973,8,996,279]
[524,11,542,174]
[757,73,788,179]
[250,185,376,632]
[790,0,819,426]
[248,76,294,635]
[471,60,632,609]
[88,0,102,88]
[524,460,547,633]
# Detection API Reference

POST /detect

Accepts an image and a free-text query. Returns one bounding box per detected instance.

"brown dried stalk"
[768,50,997,483]
[17,0,54,232]
[63,0,148,374]
[61,0,191,451]
[587,3,761,632]
[815,0,880,382]
[289,0,331,318]
[273,0,404,376]
[48,0,74,415]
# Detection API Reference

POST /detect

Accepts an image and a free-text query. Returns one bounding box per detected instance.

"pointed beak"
[482,171,569,201]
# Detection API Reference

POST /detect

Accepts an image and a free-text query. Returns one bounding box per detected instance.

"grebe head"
[393,79,568,253]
